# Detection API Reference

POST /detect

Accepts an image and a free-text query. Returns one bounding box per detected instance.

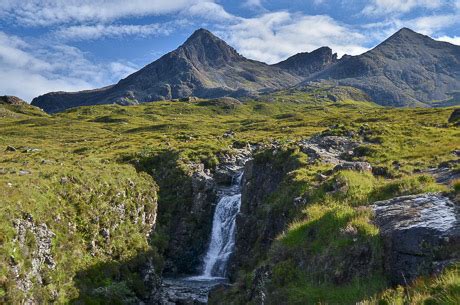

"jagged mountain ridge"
[306,28,460,107]
[32,29,302,113]
[31,28,460,112]
[273,46,338,77]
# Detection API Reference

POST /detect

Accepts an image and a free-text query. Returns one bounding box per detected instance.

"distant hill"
[32,28,460,112]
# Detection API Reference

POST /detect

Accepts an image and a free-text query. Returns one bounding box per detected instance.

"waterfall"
[199,172,243,278]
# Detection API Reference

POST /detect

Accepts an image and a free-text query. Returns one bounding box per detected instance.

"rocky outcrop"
[163,163,218,275]
[229,149,302,278]
[299,135,360,164]
[373,193,460,285]
[161,147,251,275]
[10,214,56,303]
[448,108,460,125]
[0,95,27,105]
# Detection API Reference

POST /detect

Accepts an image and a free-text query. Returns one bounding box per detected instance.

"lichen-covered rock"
[299,135,360,164]
[11,214,56,303]
[373,193,460,285]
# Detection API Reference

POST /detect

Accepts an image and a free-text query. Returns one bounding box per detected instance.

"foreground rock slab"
[373,193,460,285]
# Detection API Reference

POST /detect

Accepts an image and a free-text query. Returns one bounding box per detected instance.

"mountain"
[31,28,460,112]
[32,29,300,113]
[273,46,338,77]
[306,28,460,107]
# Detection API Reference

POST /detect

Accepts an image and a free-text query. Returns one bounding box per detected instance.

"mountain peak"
[380,27,431,46]
[179,28,244,65]
[184,28,218,44]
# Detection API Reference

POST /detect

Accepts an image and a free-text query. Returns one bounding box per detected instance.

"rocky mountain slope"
[307,28,460,107]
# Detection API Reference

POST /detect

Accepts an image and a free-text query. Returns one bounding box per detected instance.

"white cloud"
[436,35,460,45]
[363,0,443,15]
[408,14,459,35]
[0,31,138,101]
[218,12,368,63]
[0,0,216,26]
[55,23,174,41]
[245,0,262,6]
[186,2,234,21]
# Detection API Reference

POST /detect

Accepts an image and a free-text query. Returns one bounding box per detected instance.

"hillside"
[2,92,460,303]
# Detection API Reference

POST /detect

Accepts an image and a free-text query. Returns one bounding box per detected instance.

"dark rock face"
[0,95,27,105]
[307,28,460,107]
[32,29,300,113]
[373,193,460,285]
[274,47,338,77]
[448,108,460,125]
[163,164,217,275]
[229,154,299,278]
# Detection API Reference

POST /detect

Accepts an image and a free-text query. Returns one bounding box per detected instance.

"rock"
[11,215,56,298]
[19,170,31,175]
[299,135,360,164]
[60,177,69,184]
[99,228,110,241]
[333,161,372,172]
[448,108,460,125]
[372,166,392,178]
[23,147,41,153]
[248,265,271,305]
[179,96,200,103]
[372,193,460,285]
[230,152,298,279]
[6,145,17,152]
[0,95,27,105]
[223,130,235,138]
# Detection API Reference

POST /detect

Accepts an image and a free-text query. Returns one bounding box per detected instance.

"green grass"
[0,97,458,303]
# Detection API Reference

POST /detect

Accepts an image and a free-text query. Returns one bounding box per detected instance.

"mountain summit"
[32,27,460,112]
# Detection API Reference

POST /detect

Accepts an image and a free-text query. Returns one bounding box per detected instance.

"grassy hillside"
[1,94,459,303]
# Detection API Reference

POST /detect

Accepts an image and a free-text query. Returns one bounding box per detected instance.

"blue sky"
[1,0,459,101]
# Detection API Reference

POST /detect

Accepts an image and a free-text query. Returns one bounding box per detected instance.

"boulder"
[373,193,460,285]
[333,161,372,172]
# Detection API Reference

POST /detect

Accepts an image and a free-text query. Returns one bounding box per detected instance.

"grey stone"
[372,193,460,285]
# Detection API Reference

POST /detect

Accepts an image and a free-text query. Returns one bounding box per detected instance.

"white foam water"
[196,173,243,279]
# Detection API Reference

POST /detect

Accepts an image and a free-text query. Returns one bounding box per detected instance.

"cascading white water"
[199,173,243,278]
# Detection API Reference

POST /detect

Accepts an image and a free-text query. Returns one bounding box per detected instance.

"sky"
[0,0,459,102]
